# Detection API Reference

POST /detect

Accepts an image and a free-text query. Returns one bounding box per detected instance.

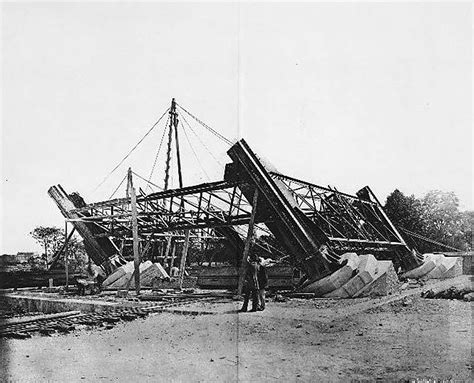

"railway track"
[0,297,215,339]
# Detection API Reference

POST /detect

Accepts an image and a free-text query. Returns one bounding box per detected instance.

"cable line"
[108,173,127,200]
[132,171,163,191]
[180,120,210,181]
[179,110,224,167]
[92,107,170,192]
[176,103,232,146]
[399,227,464,252]
[146,115,170,190]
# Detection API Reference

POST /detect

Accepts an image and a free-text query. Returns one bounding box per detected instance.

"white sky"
[1,2,472,254]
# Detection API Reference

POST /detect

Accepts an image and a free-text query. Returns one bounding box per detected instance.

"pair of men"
[240,256,268,312]
[77,263,106,295]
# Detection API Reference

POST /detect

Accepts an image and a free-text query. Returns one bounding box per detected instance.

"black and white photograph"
[0,1,472,381]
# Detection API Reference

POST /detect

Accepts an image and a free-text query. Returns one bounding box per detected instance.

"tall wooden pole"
[64,221,69,289]
[128,168,141,295]
[164,98,177,191]
[163,236,172,269]
[172,101,183,189]
[238,188,259,295]
[169,241,176,275]
[178,229,191,290]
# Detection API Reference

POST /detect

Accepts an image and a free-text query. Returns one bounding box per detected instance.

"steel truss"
[68,171,411,258]
[51,137,420,276]
[69,180,262,239]
[270,172,410,254]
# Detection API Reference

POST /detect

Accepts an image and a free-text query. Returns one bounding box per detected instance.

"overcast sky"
[1,2,472,254]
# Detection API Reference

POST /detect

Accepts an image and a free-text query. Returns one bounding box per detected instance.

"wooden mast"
[128,168,141,295]
[164,98,183,190]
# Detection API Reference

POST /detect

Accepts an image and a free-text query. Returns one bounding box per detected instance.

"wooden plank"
[129,169,141,295]
[163,236,172,267]
[0,311,81,327]
[438,252,474,257]
[64,222,69,288]
[48,226,76,270]
[178,230,191,289]
[169,241,176,274]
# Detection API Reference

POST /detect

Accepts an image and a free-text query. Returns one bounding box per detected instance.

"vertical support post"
[238,188,259,295]
[173,103,183,189]
[164,98,177,191]
[128,168,141,295]
[126,169,131,199]
[169,241,176,275]
[64,221,69,289]
[178,229,191,290]
[163,236,172,268]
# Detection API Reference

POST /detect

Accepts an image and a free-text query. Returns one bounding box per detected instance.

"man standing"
[240,255,260,312]
[257,257,268,311]
[89,263,106,289]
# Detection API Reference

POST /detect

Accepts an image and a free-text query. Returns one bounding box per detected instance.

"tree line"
[384,189,472,253]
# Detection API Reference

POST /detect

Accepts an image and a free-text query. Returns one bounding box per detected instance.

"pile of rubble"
[421,277,473,301]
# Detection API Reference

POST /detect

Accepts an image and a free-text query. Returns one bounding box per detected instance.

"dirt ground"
[0,293,472,382]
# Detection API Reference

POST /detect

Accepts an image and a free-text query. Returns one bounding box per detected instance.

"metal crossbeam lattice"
[68,180,262,239]
[269,172,410,253]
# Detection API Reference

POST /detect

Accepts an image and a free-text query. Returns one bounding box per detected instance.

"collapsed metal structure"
[49,101,422,285]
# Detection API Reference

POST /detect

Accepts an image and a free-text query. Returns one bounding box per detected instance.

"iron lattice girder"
[269,172,407,250]
[68,180,276,237]
[50,137,421,278]
[68,174,407,252]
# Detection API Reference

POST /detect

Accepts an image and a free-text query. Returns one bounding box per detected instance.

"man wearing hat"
[240,255,260,312]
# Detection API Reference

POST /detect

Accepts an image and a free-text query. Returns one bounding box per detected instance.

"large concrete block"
[107,261,152,289]
[355,261,399,297]
[302,254,360,296]
[107,272,132,289]
[424,255,459,279]
[400,260,436,279]
[325,254,378,298]
[442,257,463,278]
[129,262,170,288]
[102,262,134,287]
[155,263,170,279]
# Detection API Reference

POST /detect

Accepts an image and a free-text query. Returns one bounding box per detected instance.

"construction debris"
[0,292,217,339]
[421,277,473,300]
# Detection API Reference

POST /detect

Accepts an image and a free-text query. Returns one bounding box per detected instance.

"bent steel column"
[227,139,332,282]
[48,185,118,274]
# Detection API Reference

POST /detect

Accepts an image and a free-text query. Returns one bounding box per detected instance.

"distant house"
[16,252,37,263]
[0,252,38,265]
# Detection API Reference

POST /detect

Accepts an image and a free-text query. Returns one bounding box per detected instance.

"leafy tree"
[53,237,88,272]
[30,226,63,264]
[421,191,469,251]
[30,226,88,271]
[384,189,471,253]
[384,189,424,234]
[461,211,473,251]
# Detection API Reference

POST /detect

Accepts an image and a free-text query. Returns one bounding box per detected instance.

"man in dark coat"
[257,257,268,311]
[240,256,260,312]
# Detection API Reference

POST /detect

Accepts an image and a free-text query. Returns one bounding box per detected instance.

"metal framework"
[49,102,422,280]
[270,172,410,253]
[68,180,261,238]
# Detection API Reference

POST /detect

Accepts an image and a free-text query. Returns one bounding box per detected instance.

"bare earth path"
[1,296,472,382]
